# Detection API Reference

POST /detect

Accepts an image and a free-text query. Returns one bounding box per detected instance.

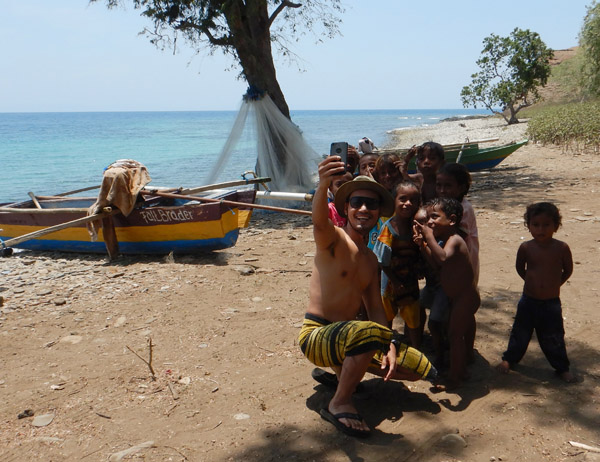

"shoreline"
[385,115,529,149]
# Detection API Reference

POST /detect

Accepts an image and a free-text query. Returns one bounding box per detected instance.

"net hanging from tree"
[206,88,320,193]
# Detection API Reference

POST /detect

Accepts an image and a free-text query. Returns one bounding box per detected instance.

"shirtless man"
[413,197,480,388]
[299,156,436,438]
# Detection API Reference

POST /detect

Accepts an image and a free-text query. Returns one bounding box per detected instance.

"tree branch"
[174,20,233,47]
[269,0,302,28]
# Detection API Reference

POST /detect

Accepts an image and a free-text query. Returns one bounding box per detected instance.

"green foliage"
[461,28,553,125]
[526,100,600,151]
[550,51,585,102]
[96,1,344,64]
[579,1,600,96]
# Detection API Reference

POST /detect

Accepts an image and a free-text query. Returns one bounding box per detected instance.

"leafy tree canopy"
[93,0,344,119]
[579,1,600,97]
[461,27,553,124]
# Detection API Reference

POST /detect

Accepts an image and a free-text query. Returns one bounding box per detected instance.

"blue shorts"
[421,284,449,323]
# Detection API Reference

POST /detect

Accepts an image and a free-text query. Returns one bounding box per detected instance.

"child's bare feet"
[496,360,510,374]
[558,371,579,383]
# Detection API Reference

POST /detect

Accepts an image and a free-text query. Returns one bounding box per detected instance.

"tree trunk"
[222,1,293,178]
[506,105,519,125]
[224,1,290,119]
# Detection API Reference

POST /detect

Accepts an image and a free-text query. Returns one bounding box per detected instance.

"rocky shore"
[385,115,530,148]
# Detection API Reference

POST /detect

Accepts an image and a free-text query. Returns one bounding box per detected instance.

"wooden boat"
[0,189,256,255]
[382,139,528,172]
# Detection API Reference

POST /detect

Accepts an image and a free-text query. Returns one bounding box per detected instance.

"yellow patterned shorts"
[298,313,435,380]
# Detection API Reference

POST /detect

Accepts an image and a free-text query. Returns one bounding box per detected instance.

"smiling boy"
[413,197,480,388]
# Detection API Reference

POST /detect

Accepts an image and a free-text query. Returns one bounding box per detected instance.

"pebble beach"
[386,115,529,148]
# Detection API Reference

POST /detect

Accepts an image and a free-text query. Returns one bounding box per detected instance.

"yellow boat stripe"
[1,211,239,243]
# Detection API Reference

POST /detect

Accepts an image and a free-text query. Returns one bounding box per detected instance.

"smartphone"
[330,142,348,175]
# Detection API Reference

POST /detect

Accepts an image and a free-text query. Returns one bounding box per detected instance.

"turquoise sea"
[0,109,487,203]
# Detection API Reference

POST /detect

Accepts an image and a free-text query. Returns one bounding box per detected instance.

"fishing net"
[206,90,320,193]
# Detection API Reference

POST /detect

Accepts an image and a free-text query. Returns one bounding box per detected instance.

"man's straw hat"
[334,175,394,218]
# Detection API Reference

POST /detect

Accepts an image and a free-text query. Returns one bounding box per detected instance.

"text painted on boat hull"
[139,209,195,224]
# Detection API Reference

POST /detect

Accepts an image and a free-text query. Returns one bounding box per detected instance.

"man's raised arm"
[313,156,345,249]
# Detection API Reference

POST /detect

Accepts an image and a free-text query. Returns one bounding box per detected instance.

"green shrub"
[526,101,600,151]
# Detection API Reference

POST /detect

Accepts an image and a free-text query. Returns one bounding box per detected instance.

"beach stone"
[60,335,83,344]
[108,441,155,462]
[234,265,255,276]
[234,413,250,420]
[17,409,34,419]
[53,298,67,306]
[32,413,55,427]
[439,433,467,448]
[113,316,127,328]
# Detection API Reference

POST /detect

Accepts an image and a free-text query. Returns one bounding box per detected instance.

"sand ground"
[1,120,600,461]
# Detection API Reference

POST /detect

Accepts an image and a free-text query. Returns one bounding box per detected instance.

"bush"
[526,101,600,151]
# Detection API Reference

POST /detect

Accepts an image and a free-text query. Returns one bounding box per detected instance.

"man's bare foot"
[558,371,579,383]
[496,360,510,374]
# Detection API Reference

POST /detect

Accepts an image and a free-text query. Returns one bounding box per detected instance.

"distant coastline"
[385,115,529,149]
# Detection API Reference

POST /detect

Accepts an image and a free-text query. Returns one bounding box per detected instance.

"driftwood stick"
[126,338,156,381]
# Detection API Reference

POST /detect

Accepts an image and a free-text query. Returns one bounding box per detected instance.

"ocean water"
[0,109,487,203]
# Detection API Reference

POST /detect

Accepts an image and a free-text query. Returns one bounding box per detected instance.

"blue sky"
[0,0,592,112]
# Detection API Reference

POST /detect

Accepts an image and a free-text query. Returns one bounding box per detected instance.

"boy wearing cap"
[298,156,436,438]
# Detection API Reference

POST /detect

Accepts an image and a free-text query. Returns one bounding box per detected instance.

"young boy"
[400,142,445,203]
[413,197,480,388]
[359,153,379,178]
[497,202,576,383]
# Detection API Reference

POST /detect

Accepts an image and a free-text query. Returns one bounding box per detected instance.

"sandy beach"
[386,115,529,148]
[1,117,599,462]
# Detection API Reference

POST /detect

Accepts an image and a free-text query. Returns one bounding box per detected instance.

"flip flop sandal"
[311,368,367,394]
[319,408,370,438]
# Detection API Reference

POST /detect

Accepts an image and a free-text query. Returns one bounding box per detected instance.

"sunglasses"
[348,196,380,210]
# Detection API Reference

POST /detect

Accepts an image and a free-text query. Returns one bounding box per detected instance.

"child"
[414,204,441,352]
[366,153,400,249]
[401,142,445,203]
[327,171,353,227]
[497,202,576,383]
[436,163,480,285]
[414,197,480,388]
[372,181,423,347]
[373,153,403,194]
[359,152,379,178]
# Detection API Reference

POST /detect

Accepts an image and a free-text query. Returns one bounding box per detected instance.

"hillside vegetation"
[523,47,600,151]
